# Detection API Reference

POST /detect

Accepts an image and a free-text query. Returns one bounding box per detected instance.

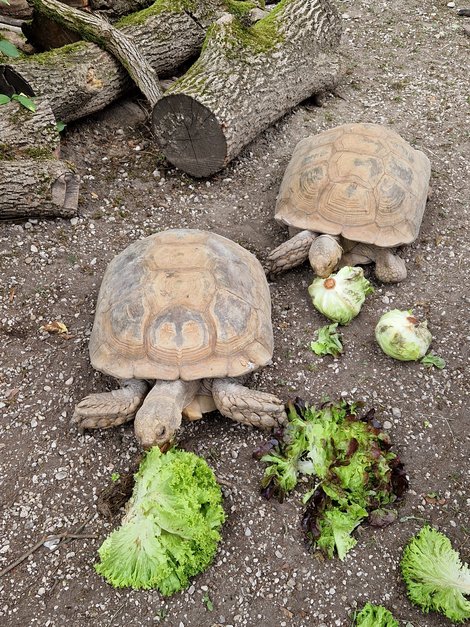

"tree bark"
[89,0,154,18]
[30,0,163,104]
[0,0,233,123]
[22,0,87,52]
[0,98,60,159]
[0,159,80,219]
[23,0,157,52]
[151,0,344,177]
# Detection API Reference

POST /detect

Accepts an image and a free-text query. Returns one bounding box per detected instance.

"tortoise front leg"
[265,230,317,276]
[73,379,149,431]
[211,378,287,429]
[341,244,407,283]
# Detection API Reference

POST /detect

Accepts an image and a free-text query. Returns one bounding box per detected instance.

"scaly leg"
[265,230,317,276]
[73,379,149,431]
[211,378,287,429]
[341,244,407,283]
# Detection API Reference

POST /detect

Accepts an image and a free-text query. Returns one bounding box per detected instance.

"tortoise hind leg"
[211,378,287,429]
[73,379,149,431]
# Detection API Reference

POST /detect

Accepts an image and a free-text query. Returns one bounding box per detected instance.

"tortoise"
[266,123,431,283]
[73,229,287,448]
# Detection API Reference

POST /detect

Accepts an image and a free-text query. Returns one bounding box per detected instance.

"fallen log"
[151,0,344,177]
[23,0,156,51]
[0,98,60,159]
[0,0,235,123]
[30,0,163,104]
[89,0,154,18]
[22,0,87,52]
[0,159,80,219]
[0,95,80,219]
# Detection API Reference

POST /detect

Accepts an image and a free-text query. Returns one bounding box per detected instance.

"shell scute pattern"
[89,229,273,381]
[274,123,431,247]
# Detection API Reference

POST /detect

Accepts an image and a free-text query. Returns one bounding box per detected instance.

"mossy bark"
[0,97,80,219]
[29,0,163,105]
[2,0,228,123]
[0,159,80,219]
[0,98,60,159]
[22,0,87,52]
[152,0,344,177]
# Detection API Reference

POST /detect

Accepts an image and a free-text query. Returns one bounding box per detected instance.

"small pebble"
[383,420,393,430]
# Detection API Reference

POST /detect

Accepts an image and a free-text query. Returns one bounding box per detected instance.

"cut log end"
[0,161,80,219]
[152,94,228,178]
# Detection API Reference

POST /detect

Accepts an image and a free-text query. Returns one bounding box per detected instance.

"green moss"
[249,0,286,50]
[225,0,261,19]
[199,0,284,58]
[20,41,89,66]
[25,146,54,159]
[0,143,14,160]
[116,0,198,28]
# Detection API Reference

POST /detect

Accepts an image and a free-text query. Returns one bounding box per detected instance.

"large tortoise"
[73,229,286,448]
[266,123,431,282]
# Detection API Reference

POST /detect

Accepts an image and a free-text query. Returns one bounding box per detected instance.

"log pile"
[0,0,343,220]
[152,0,343,177]
[0,98,80,219]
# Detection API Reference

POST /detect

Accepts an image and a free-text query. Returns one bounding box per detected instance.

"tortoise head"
[308,234,343,278]
[134,395,182,450]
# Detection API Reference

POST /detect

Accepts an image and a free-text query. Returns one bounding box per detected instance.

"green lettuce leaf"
[354,602,399,626]
[95,447,225,594]
[401,526,470,623]
[258,400,407,560]
[309,323,343,357]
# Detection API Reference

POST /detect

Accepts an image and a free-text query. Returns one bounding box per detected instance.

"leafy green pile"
[254,399,408,560]
[95,447,225,595]
[309,323,343,357]
[354,603,398,627]
[401,526,470,623]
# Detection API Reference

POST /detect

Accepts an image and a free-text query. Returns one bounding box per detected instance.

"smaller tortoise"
[266,123,431,283]
[73,229,286,448]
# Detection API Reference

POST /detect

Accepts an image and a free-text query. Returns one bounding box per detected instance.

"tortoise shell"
[89,229,273,381]
[275,123,431,247]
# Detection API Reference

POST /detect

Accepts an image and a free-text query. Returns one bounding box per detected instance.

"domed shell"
[89,229,274,381]
[274,123,431,247]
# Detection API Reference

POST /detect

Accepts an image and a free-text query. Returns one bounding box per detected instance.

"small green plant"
[56,120,66,133]
[153,609,167,622]
[111,472,120,482]
[202,592,214,611]
[0,93,36,112]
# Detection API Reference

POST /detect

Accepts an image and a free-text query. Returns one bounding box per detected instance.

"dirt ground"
[1,1,469,626]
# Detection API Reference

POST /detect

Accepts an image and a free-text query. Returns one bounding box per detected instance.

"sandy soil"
[1,1,469,626]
